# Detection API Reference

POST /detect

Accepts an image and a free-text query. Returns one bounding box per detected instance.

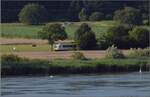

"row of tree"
[19,3,148,25]
[38,23,149,50]
[2,1,149,22]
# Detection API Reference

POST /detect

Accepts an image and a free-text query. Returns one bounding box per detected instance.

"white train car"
[53,40,76,51]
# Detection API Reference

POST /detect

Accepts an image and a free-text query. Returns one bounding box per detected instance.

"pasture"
[1,44,51,53]
[1,21,119,39]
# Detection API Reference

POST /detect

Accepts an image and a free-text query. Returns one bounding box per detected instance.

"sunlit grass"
[0,44,51,53]
[1,21,118,39]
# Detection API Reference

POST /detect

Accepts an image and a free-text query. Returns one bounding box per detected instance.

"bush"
[129,27,149,48]
[113,7,142,25]
[74,23,97,50]
[89,12,104,21]
[1,54,22,62]
[78,8,88,21]
[71,52,87,60]
[98,24,131,49]
[105,45,125,59]
[128,48,150,58]
[105,14,113,20]
[18,3,48,25]
[143,20,149,25]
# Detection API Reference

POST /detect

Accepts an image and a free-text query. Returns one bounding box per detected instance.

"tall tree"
[74,23,97,50]
[113,7,142,25]
[38,23,67,51]
[18,3,48,25]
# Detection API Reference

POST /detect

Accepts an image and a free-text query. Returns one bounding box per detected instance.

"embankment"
[1,55,150,76]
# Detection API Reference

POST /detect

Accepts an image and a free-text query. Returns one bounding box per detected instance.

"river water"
[1,72,150,97]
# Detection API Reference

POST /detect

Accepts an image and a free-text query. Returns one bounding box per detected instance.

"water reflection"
[2,72,150,97]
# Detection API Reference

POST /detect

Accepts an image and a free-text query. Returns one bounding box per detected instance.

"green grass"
[0,44,51,53]
[1,21,119,39]
[1,54,150,76]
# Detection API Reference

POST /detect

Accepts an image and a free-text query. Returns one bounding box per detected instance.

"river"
[1,72,150,97]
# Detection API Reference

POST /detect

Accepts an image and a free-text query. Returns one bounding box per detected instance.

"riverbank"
[1,54,150,76]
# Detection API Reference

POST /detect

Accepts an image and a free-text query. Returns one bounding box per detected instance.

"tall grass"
[1,54,150,76]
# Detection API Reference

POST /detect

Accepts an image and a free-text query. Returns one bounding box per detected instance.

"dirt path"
[5,51,106,60]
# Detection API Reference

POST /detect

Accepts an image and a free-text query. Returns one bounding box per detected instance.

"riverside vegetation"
[1,47,150,76]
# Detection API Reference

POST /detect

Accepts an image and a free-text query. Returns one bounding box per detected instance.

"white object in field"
[53,41,76,51]
[13,47,16,51]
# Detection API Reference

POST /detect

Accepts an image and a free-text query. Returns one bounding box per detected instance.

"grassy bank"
[1,54,150,76]
[1,21,118,39]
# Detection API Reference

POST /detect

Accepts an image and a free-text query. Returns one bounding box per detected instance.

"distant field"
[1,21,119,39]
[1,44,51,53]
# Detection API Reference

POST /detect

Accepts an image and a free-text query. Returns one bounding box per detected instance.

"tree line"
[2,1,149,22]
[38,23,149,50]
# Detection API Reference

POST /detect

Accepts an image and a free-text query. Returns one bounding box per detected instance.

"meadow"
[1,21,119,39]
[1,44,51,53]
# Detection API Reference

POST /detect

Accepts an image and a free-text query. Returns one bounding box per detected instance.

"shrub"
[78,8,88,21]
[113,7,142,25]
[1,54,22,62]
[74,23,97,50]
[98,24,131,49]
[71,52,87,60]
[105,14,113,20]
[128,48,150,58]
[89,12,104,21]
[18,3,48,25]
[105,45,125,59]
[129,27,149,48]
[143,20,149,25]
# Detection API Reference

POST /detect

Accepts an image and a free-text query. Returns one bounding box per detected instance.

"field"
[1,21,119,39]
[1,44,51,52]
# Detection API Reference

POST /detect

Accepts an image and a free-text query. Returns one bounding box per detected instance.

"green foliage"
[78,8,88,21]
[129,27,149,48]
[143,20,149,25]
[74,23,97,50]
[113,7,142,25]
[71,52,87,60]
[89,12,104,21]
[1,54,149,75]
[1,54,22,62]
[105,45,125,59]
[1,21,118,39]
[98,24,131,49]
[128,48,150,58]
[18,3,48,25]
[38,23,67,50]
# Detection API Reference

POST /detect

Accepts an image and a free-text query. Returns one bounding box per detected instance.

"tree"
[98,25,131,49]
[89,12,104,21]
[129,27,149,48]
[74,23,97,50]
[113,7,142,25]
[19,3,48,25]
[78,8,88,21]
[38,23,67,51]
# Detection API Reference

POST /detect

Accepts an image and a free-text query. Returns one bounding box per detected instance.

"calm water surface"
[1,72,150,97]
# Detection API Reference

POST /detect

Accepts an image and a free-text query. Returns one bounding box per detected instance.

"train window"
[62,45,74,48]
